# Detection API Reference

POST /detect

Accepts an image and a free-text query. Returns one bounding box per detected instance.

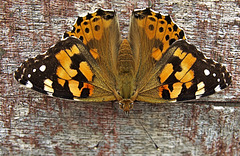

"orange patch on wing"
[66,31,78,38]
[57,78,65,87]
[82,83,94,96]
[185,82,193,89]
[81,19,94,42]
[171,82,183,98]
[55,50,77,78]
[68,80,94,97]
[158,85,169,98]
[161,24,175,54]
[173,48,186,59]
[70,45,81,56]
[90,49,99,59]
[90,17,103,40]
[161,21,174,54]
[68,80,81,97]
[71,25,81,39]
[72,26,87,45]
[156,19,167,41]
[151,47,162,61]
[145,16,157,39]
[56,66,71,80]
[175,53,196,81]
[158,83,183,99]
[181,69,194,82]
[159,63,174,84]
[65,49,73,56]
[79,61,94,81]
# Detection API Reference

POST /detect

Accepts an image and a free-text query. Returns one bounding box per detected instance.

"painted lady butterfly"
[15,8,231,112]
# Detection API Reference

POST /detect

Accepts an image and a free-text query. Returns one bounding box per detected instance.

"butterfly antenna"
[94,101,117,149]
[93,129,108,150]
[133,113,160,150]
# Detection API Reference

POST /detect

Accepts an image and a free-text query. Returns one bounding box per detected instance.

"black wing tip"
[133,8,166,20]
[132,8,155,19]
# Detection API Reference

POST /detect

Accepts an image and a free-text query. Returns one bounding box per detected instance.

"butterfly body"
[116,39,135,97]
[15,8,231,112]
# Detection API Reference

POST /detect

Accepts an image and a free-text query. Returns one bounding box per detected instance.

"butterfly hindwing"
[137,40,232,103]
[15,37,116,102]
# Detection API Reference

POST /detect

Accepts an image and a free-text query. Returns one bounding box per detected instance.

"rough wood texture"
[0,0,239,155]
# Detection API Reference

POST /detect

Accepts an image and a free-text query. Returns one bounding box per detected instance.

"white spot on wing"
[44,79,53,87]
[34,59,39,63]
[27,74,31,78]
[217,78,220,82]
[33,69,36,72]
[47,92,53,96]
[204,69,210,76]
[43,55,49,59]
[44,85,54,93]
[22,68,26,73]
[73,98,81,101]
[39,65,46,72]
[195,88,205,96]
[214,85,222,92]
[196,95,201,99]
[197,82,205,90]
[26,81,33,88]
[195,82,205,96]
[202,59,207,63]
[213,73,216,77]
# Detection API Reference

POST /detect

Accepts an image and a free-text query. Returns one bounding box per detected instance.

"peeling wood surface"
[0,0,239,155]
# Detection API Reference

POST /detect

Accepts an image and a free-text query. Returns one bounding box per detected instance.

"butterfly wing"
[129,8,231,103]
[15,9,122,102]
[136,40,232,103]
[63,9,121,88]
[129,8,186,91]
[15,37,116,102]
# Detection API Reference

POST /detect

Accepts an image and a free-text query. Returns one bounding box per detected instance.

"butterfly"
[15,8,232,113]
